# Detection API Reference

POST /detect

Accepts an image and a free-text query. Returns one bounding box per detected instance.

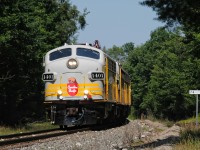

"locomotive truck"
[42,41,131,128]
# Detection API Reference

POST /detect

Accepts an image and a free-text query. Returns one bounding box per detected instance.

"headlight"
[67,59,78,69]
[84,90,89,95]
[57,90,62,95]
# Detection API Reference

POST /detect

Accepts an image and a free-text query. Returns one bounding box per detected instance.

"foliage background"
[0,0,87,125]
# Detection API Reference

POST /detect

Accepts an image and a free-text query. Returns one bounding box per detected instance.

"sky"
[71,0,165,49]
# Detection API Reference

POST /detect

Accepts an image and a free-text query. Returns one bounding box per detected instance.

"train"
[42,40,131,128]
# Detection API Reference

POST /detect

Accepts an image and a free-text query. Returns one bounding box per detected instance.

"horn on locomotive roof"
[93,40,101,49]
[64,40,101,49]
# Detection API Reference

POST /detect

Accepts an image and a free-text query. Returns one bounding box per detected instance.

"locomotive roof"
[46,43,102,55]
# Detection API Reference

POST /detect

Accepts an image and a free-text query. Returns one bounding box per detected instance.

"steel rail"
[0,128,59,139]
[0,127,90,147]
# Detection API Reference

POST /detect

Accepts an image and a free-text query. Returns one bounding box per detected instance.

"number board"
[42,73,54,81]
[91,72,104,80]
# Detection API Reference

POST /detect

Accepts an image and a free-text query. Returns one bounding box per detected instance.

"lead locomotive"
[42,41,131,128]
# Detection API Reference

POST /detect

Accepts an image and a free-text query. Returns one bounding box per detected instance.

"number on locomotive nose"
[91,72,104,80]
[43,73,54,81]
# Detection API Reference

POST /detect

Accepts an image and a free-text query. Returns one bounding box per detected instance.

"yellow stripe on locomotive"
[45,83,103,97]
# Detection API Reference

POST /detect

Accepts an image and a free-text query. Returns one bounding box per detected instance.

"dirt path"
[132,120,181,150]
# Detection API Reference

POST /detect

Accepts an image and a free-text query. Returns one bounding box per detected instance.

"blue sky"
[71,0,164,49]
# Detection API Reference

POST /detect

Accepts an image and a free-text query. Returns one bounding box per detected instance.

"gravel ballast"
[11,120,180,150]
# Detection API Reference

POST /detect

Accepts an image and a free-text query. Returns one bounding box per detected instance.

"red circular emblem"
[67,83,78,96]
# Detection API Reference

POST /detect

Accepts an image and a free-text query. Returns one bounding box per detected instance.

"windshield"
[49,48,72,61]
[76,48,100,59]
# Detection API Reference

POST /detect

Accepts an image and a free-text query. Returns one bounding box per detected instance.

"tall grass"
[174,139,200,150]
[174,118,200,150]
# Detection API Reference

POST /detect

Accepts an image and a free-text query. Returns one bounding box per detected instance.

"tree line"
[0,0,199,125]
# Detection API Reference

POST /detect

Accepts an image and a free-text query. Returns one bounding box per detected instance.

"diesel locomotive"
[42,41,131,128]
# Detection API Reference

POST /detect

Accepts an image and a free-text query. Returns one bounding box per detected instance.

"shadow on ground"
[133,135,180,149]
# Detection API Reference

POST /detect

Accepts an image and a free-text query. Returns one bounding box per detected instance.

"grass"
[174,116,200,150]
[128,106,137,120]
[176,116,199,128]
[174,128,200,150]
[174,139,200,150]
[0,122,58,136]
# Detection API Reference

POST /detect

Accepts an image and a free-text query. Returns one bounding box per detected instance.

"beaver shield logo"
[67,77,78,96]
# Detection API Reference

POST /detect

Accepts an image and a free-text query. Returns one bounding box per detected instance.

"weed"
[174,127,200,150]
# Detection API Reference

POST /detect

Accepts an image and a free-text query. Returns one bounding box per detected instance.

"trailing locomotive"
[42,41,131,128]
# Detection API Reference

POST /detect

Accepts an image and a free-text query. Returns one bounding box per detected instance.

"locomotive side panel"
[104,57,131,106]
[105,57,117,102]
[120,68,131,105]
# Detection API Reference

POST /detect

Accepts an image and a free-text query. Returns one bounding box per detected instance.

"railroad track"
[0,126,91,149]
[0,121,126,149]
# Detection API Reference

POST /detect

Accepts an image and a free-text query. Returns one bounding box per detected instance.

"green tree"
[126,27,197,120]
[124,28,172,116]
[141,0,200,31]
[141,0,200,58]
[106,42,134,64]
[139,0,200,120]
[121,42,134,59]
[142,50,194,120]
[0,0,87,125]
[106,45,124,62]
